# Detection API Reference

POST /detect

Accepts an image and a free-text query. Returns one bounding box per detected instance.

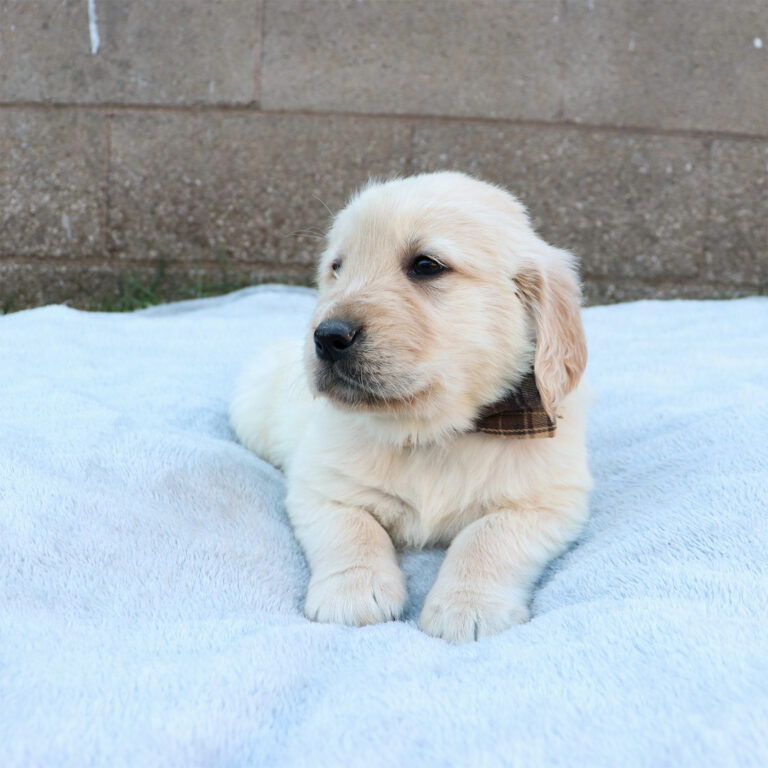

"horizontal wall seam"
[0,102,766,143]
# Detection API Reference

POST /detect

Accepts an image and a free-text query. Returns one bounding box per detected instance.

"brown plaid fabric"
[472,371,556,439]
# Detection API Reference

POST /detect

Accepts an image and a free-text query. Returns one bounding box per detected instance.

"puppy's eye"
[408,255,447,279]
[331,260,342,276]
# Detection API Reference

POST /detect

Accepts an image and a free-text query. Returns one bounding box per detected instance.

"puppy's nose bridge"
[337,285,393,315]
[314,319,361,363]
[325,288,380,325]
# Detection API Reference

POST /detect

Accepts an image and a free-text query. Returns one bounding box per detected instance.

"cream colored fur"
[230,172,592,643]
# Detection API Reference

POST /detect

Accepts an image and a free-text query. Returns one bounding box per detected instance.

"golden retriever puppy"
[230,171,591,643]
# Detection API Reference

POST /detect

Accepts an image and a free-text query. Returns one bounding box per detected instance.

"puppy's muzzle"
[314,319,361,363]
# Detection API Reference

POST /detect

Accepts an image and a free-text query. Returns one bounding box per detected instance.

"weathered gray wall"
[1,0,766,309]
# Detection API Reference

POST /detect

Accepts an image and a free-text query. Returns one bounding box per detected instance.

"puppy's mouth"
[315,361,391,407]
[314,359,424,410]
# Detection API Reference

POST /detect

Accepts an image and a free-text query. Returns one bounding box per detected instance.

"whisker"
[295,227,326,237]
[312,194,335,219]
[285,230,325,241]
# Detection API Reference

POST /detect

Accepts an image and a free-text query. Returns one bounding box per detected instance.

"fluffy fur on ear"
[515,248,587,417]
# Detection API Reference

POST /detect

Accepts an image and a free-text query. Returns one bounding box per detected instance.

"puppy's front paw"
[419,588,529,644]
[305,565,406,627]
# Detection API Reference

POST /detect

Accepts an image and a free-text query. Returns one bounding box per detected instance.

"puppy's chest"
[354,445,515,549]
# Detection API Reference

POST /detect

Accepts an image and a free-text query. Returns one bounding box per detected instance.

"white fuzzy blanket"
[1,287,767,767]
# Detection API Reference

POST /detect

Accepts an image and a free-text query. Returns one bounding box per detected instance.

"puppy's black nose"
[314,319,360,362]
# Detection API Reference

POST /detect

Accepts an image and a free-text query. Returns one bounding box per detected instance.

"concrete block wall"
[1,0,766,309]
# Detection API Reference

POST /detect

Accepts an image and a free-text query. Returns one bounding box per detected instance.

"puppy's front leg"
[420,497,588,643]
[288,487,405,627]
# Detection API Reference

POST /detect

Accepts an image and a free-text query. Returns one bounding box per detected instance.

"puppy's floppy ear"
[514,246,587,417]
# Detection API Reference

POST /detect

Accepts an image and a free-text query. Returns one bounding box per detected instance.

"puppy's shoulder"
[230,337,313,470]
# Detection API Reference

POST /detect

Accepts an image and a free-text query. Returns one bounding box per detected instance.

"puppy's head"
[305,172,587,442]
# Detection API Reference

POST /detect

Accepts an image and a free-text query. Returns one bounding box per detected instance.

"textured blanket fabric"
[1,287,767,767]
